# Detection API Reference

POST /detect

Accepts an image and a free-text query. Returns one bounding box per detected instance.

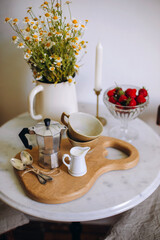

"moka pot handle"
[19,128,33,150]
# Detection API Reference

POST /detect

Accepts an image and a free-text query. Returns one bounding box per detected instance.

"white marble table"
[0,103,160,222]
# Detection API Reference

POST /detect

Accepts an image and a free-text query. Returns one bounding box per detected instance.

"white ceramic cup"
[61,112,103,142]
[62,146,90,177]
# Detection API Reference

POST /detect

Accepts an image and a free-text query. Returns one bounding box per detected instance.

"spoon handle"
[30,165,53,182]
[38,173,53,181]
[36,173,47,184]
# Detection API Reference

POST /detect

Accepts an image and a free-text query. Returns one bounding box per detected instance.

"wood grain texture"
[14,136,139,204]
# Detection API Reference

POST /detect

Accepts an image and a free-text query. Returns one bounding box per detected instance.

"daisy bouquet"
[5,0,88,83]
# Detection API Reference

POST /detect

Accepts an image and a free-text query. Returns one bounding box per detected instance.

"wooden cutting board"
[14,136,139,204]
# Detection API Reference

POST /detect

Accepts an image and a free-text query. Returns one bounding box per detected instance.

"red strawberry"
[128,98,137,107]
[136,94,146,104]
[118,95,127,104]
[107,88,116,97]
[125,88,137,98]
[115,102,123,109]
[109,96,116,104]
[116,102,122,106]
[138,87,148,97]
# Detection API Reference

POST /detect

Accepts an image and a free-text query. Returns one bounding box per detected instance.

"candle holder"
[94,89,107,126]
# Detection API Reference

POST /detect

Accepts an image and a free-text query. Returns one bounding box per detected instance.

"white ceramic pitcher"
[28,81,78,122]
[62,146,90,177]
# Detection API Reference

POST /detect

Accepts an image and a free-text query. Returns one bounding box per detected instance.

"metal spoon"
[10,153,52,184]
[20,151,53,183]
[10,157,47,184]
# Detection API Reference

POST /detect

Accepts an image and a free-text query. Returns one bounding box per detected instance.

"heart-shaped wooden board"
[13,136,139,204]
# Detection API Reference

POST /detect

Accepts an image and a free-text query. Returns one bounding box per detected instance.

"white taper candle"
[95,42,103,91]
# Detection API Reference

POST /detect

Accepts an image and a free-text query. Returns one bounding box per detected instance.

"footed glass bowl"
[103,84,149,142]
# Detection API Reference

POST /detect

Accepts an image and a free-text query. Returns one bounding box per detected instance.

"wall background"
[0,0,160,125]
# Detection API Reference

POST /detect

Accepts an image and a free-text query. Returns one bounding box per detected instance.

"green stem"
[67,3,72,20]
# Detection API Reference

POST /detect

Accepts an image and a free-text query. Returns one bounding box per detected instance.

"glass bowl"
[103,84,149,142]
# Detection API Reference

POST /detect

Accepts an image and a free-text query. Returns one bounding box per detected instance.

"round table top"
[0,104,160,222]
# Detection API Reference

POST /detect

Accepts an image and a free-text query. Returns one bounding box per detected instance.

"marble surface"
[0,103,160,222]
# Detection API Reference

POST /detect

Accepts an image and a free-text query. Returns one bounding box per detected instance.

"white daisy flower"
[49,66,55,71]
[32,34,41,42]
[81,24,86,29]
[45,12,51,18]
[67,76,73,83]
[45,40,55,49]
[73,24,81,30]
[5,17,12,23]
[40,4,48,10]
[30,24,39,31]
[17,42,25,48]
[56,62,62,68]
[55,56,62,63]
[55,31,62,37]
[65,32,70,39]
[49,54,55,60]
[12,36,19,44]
[74,64,79,70]
[23,17,30,24]
[24,52,31,60]
[24,36,31,41]
[12,18,19,25]
[72,18,79,25]
[35,74,42,80]
[52,15,60,21]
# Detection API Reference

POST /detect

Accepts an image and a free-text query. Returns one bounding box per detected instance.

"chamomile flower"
[35,74,43,80]
[25,36,31,41]
[55,56,62,63]
[5,17,12,23]
[72,45,77,49]
[40,4,48,10]
[23,18,30,24]
[75,64,79,70]
[12,18,19,25]
[55,31,62,37]
[25,27,30,32]
[65,32,70,39]
[66,1,71,4]
[30,24,39,31]
[73,24,80,30]
[80,40,85,45]
[49,54,55,60]
[45,41,55,49]
[49,66,55,71]
[56,62,62,67]
[81,24,86,29]
[12,36,19,43]
[29,20,37,26]
[45,12,51,18]
[26,49,32,54]
[24,52,31,60]
[32,34,41,42]
[52,15,60,21]
[17,42,25,48]
[55,3,61,7]
[67,76,73,83]
[72,18,78,24]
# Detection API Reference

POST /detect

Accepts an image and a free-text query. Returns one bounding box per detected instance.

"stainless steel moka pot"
[19,118,66,169]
